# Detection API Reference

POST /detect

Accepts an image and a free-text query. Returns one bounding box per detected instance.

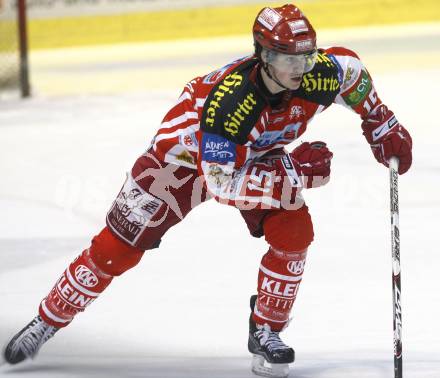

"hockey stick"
[389,156,402,378]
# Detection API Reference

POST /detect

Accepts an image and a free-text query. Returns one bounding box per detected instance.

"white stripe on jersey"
[154,123,200,147]
[195,98,206,109]
[160,112,199,130]
[250,126,262,142]
[177,91,192,104]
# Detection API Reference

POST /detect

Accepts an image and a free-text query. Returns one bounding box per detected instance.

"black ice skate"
[248,295,294,378]
[3,315,59,365]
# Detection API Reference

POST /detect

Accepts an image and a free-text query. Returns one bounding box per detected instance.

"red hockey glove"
[290,141,333,188]
[362,105,412,175]
[231,156,301,209]
[223,142,332,209]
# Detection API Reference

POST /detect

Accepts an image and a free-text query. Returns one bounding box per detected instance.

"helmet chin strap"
[263,62,290,91]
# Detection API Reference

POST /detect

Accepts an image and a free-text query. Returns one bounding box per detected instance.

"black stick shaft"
[389,157,402,378]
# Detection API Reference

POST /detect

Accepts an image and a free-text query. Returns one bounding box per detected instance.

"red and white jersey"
[150,47,387,206]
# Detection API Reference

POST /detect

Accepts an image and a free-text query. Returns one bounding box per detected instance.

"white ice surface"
[0,25,439,377]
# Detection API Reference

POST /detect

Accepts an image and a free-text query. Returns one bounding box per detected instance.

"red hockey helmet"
[253,4,317,55]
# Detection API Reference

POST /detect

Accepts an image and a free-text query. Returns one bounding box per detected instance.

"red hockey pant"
[39,150,314,330]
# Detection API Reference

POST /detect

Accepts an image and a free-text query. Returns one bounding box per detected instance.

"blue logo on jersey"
[255,122,302,148]
[202,134,236,163]
[328,54,344,85]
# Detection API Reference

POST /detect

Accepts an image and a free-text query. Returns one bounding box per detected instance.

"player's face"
[264,49,317,90]
[269,65,303,90]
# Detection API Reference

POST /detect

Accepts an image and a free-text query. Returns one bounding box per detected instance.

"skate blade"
[251,354,290,378]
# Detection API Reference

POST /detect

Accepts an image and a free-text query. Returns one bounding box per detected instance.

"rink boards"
[2,0,439,49]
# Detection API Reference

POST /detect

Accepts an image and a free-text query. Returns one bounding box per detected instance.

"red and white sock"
[252,248,307,331]
[39,248,113,328]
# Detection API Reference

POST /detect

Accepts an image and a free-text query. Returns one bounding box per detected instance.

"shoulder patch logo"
[342,69,372,107]
[344,66,354,84]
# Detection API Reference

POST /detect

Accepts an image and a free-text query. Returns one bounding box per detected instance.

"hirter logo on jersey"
[302,72,339,93]
[201,59,265,144]
[204,72,243,129]
[224,92,258,137]
[297,53,341,106]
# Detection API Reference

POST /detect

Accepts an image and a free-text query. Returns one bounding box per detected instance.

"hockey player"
[3,4,412,378]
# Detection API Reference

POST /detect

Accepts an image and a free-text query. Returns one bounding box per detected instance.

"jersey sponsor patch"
[254,122,302,149]
[297,52,340,106]
[179,133,198,148]
[290,105,304,119]
[176,150,195,165]
[224,91,259,138]
[342,69,372,107]
[202,133,236,163]
[343,65,356,87]
[200,59,265,145]
[204,161,233,188]
[202,71,244,129]
[302,71,340,93]
[107,174,164,245]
